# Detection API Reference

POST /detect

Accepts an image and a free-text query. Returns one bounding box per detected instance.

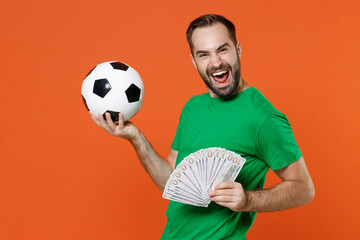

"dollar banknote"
[162,148,246,207]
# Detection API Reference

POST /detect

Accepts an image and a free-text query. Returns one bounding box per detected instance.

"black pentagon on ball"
[125,84,141,103]
[93,78,112,98]
[103,110,120,122]
[110,61,129,71]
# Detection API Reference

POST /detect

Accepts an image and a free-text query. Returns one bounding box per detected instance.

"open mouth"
[210,69,230,85]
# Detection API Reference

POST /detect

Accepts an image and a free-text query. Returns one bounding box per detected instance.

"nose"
[209,53,222,68]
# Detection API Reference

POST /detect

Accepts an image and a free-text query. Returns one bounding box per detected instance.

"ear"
[237,41,242,58]
[190,53,197,69]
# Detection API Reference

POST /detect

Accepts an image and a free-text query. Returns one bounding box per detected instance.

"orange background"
[1,0,359,239]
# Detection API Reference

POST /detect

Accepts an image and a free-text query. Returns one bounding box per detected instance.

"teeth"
[212,70,227,76]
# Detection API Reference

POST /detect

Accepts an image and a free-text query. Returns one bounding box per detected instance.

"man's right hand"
[91,111,177,190]
[91,112,140,142]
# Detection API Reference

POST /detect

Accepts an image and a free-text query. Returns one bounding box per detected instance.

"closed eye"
[198,53,209,58]
[219,48,228,53]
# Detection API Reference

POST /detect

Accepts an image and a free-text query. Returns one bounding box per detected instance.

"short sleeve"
[257,114,302,170]
[170,101,188,152]
[171,122,181,151]
[170,97,195,151]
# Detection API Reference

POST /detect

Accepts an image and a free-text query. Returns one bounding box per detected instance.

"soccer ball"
[81,61,144,122]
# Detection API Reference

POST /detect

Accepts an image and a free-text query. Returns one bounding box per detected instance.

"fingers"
[208,182,247,211]
[97,113,109,130]
[210,190,245,211]
[208,188,235,197]
[208,188,244,201]
[210,195,235,202]
[208,181,245,203]
[214,181,241,190]
[90,112,134,139]
[117,113,124,129]
[91,115,101,126]
[96,113,116,134]
[105,112,116,130]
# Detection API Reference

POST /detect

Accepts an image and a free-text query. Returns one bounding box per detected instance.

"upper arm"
[166,149,178,170]
[274,156,314,194]
[258,115,302,170]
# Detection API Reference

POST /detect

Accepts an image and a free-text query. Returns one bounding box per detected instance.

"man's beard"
[199,60,241,99]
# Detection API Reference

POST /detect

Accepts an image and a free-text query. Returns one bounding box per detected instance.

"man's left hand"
[208,182,248,212]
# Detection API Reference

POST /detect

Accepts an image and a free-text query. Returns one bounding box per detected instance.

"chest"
[177,103,260,158]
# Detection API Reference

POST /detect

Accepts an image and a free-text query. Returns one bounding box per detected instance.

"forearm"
[243,180,314,212]
[130,131,174,191]
[92,113,174,190]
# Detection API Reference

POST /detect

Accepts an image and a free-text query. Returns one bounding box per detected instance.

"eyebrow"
[195,43,231,56]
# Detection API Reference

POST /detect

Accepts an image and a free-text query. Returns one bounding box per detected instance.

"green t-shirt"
[161,87,302,240]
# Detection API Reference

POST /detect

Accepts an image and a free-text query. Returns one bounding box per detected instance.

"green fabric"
[161,87,302,240]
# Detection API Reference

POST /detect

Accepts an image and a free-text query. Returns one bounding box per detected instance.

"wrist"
[243,190,255,212]
[129,129,143,145]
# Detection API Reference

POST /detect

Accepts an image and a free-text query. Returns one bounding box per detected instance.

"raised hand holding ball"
[81,61,144,122]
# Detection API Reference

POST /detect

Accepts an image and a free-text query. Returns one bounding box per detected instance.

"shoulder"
[182,93,209,111]
[230,87,283,123]
[245,87,285,119]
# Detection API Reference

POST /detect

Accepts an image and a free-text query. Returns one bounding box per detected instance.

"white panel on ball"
[104,89,128,113]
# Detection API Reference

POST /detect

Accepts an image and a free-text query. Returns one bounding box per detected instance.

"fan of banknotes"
[162,147,246,207]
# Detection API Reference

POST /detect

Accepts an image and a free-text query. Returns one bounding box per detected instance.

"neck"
[237,78,250,93]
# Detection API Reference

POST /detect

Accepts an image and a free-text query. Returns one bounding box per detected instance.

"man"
[92,14,314,240]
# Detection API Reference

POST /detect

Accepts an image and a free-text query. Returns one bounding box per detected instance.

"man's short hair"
[186,14,237,54]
